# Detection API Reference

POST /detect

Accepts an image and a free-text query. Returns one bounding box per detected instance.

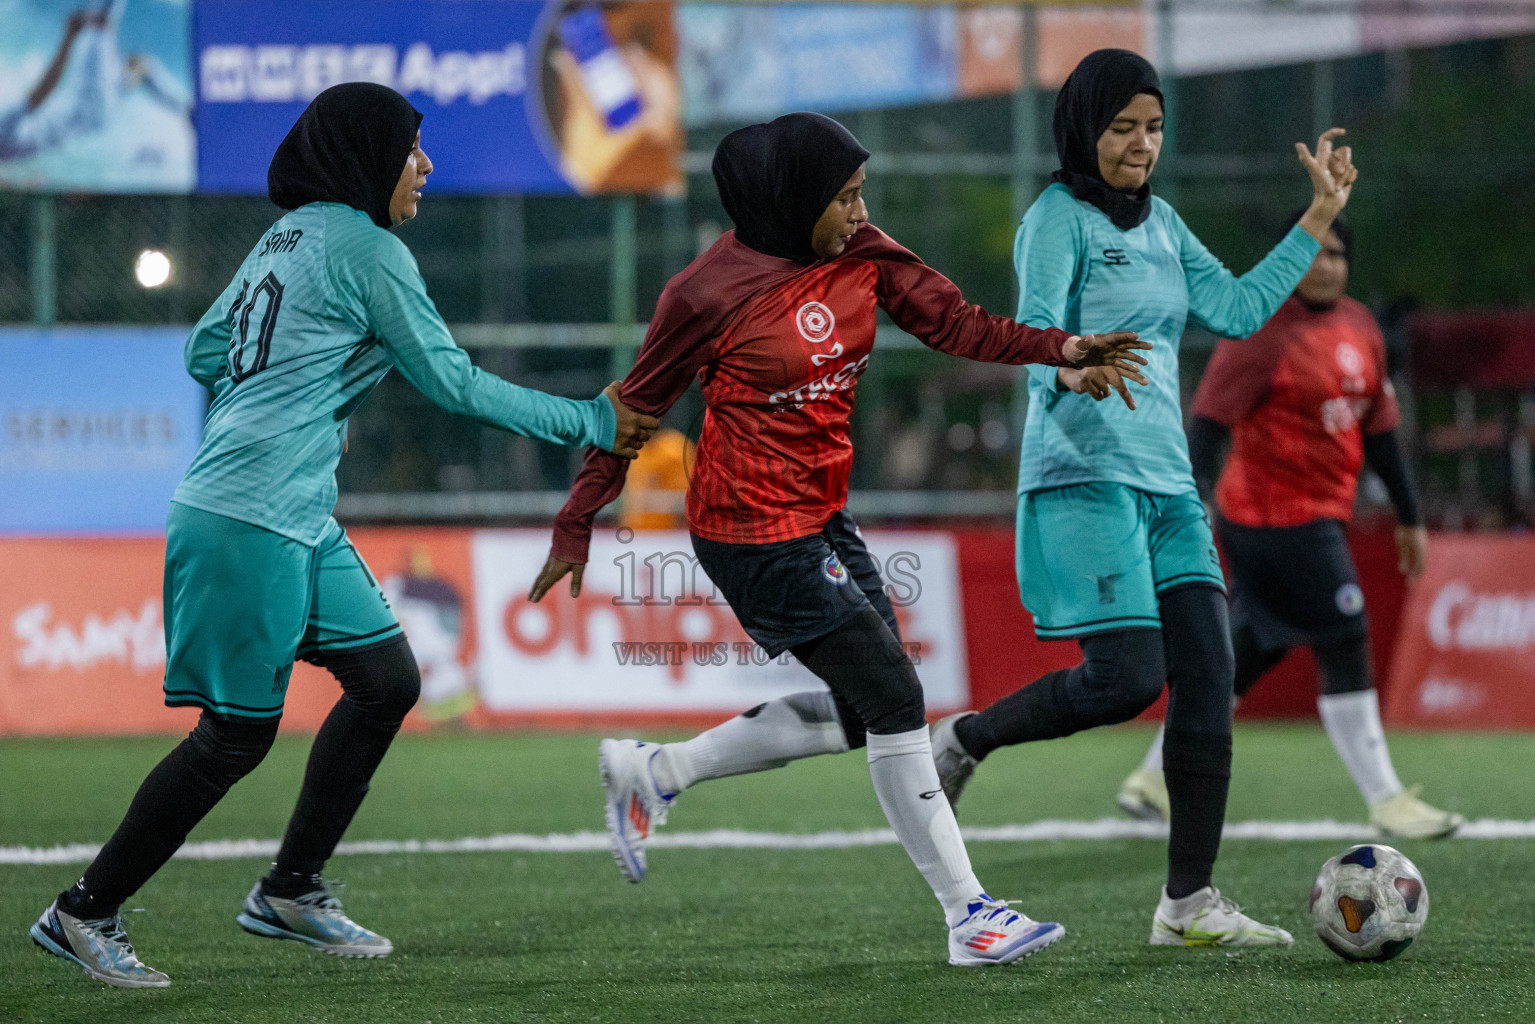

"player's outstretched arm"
[358,233,631,453]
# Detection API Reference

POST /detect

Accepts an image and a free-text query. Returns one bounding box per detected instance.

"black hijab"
[1051,49,1164,232]
[268,83,423,230]
[712,112,870,264]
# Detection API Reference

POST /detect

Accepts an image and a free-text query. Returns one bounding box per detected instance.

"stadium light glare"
[135,249,172,289]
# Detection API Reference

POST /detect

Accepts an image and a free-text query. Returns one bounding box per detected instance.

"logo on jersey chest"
[1103,248,1131,266]
[796,301,836,343]
[1334,341,1367,394]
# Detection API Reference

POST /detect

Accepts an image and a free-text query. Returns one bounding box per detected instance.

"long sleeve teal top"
[175,203,616,545]
[1015,182,1320,496]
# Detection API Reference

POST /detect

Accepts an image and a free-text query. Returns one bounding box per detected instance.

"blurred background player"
[619,426,693,530]
[928,49,1357,948]
[530,112,1148,967]
[28,82,657,989]
[1116,211,1463,840]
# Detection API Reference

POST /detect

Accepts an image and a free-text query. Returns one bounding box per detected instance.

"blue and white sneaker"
[236,880,392,958]
[30,899,170,987]
[599,738,674,884]
[948,895,1066,966]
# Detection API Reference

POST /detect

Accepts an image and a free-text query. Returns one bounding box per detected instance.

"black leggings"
[956,584,1234,898]
[790,605,925,744]
[67,637,420,917]
[1232,623,1373,699]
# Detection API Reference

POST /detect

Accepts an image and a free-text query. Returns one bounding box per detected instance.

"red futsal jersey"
[552,227,1074,560]
[1194,295,1400,528]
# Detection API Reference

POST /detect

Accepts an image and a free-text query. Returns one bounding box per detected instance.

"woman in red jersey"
[529,112,1146,965]
[1115,212,1462,839]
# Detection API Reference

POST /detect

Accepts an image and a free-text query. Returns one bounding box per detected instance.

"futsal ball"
[1310,844,1428,961]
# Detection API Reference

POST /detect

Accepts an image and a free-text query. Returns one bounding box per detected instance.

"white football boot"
[599,738,674,883]
[1369,786,1464,839]
[929,712,979,811]
[30,900,170,987]
[1149,886,1293,948]
[1117,766,1170,822]
[948,895,1066,966]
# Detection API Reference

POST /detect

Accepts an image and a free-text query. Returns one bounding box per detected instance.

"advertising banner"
[195,0,680,196]
[470,528,968,715]
[0,0,195,192]
[1385,536,1535,730]
[0,524,1416,736]
[0,328,205,534]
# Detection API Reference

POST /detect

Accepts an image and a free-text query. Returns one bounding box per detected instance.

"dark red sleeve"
[551,285,716,564]
[1360,313,1402,435]
[853,227,1072,366]
[1190,329,1286,427]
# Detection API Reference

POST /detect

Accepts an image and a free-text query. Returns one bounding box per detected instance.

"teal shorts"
[1016,482,1225,640]
[162,502,403,719]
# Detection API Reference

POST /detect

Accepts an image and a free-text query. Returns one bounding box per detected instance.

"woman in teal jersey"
[29,83,658,989]
[928,50,1358,947]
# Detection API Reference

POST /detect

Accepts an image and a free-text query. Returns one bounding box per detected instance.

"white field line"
[3,819,1533,867]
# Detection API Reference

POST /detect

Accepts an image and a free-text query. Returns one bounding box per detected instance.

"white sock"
[1141,723,1166,772]
[1317,689,1403,806]
[866,727,984,927]
[648,691,850,796]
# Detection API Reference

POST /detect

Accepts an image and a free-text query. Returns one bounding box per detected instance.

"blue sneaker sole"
[30,920,170,987]
[599,740,646,884]
[236,910,392,958]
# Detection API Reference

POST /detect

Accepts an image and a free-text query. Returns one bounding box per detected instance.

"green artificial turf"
[2,725,1530,1023]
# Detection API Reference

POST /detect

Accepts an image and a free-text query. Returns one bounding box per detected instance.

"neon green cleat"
[1117,765,1170,822]
[1370,785,1465,840]
[1150,887,1293,948]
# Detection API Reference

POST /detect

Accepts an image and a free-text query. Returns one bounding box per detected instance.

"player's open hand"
[1059,365,1142,410]
[1396,525,1428,582]
[1296,128,1357,218]
[604,381,661,459]
[1063,332,1150,385]
[530,553,585,602]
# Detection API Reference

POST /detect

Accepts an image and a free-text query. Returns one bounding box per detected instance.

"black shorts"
[691,508,900,658]
[1216,515,1368,651]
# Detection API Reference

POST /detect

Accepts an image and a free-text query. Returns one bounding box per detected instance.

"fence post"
[31,194,57,329]
[610,194,637,379]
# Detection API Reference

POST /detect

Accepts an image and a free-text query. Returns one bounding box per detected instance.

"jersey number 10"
[227,272,285,384]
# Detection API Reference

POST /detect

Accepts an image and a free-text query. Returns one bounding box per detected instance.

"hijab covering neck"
[712,112,870,264]
[268,82,423,230]
[1051,49,1163,232]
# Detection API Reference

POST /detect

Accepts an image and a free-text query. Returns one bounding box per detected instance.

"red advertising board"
[1385,535,1535,729]
[0,523,1419,736]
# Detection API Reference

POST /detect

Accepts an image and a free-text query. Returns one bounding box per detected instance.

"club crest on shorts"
[796,301,836,344]
[1335,582,1365,615]
[822,553,849,585]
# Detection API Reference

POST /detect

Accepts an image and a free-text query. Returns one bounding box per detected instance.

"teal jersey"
[173,203,616,545]
[1014,183,1319,496]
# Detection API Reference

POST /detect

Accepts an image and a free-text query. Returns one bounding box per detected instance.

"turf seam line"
[1,818,1527,865]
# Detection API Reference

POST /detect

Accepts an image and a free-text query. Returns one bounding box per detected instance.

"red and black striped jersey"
[552,226,1073,559]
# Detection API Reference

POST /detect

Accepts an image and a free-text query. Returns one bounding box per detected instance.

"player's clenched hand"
[530,553,585,602]
[1296,127,1357,218]
[604,381,661,459]
[1058,365,1142,410]
[1395,525,1428,582]
[1063,332,1151,386]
